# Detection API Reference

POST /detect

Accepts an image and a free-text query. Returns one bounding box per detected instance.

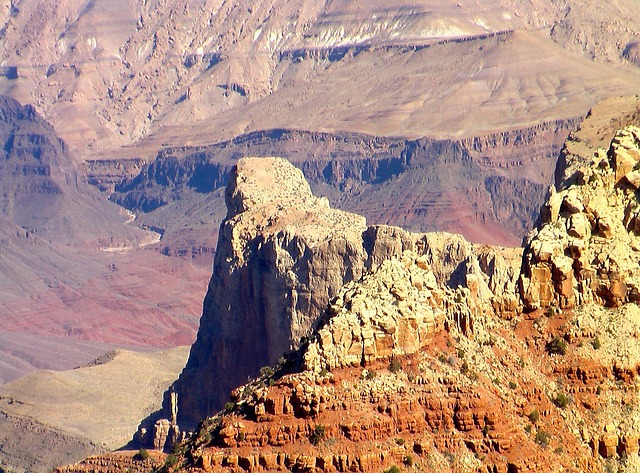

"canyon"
[0,0,640,472]
[56,96,640,473]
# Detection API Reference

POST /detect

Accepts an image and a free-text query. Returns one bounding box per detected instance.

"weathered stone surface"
[174,158,369,427]
[521,125,640,310]
[174,158,521,427]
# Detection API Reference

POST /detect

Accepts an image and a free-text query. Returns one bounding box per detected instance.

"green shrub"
[364,369,377,380]
[388,357,403,373]
[404,455,414,467]
[385,465,401,473]
[395,438,405,446]
[553,392,570,408]
[224,401,236,412]
[260,366,274,377]
[528,409,540,423]
[310,425,326,445]
[592,337,601,350]
[134,448,150,461]
[509,381,517,389]
[547,336,568,355]
[164,454,178,468]
[535,430,550,447]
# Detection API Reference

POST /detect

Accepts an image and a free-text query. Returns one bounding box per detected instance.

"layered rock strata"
[173,157,521,428]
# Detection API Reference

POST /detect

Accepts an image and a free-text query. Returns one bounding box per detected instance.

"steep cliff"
[110,118,578,261]
[57,97,640,473]
[172,157,522,430]
[520,96,640,310]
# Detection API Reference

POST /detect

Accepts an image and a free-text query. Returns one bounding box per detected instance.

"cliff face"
[173,157,522,429]
[520,97,640,310]
[147,98,640,473]
[57,97,640,473]
[109,119,578,263]
[173,158,369,428]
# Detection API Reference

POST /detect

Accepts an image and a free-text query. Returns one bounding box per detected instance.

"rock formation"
[54,97,640,473]
[172,157,523,429]
[520,120,640,310]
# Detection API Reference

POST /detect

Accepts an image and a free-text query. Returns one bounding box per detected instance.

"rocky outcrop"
[520,125,640,310]
[173,157,369,428]
[172,157,521,429]
[61,99,640,473]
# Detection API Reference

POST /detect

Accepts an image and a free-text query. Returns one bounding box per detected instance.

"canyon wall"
[107,118,579,261]
[172,157,522,429]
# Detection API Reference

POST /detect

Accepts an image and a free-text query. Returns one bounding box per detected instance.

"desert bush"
[310,424,326,445]
[553,392,570,408]
[535,430,550,447]
[260,366,274,377]
[388,357,403,373]
[547,336,567,355]
[134,449,150,461]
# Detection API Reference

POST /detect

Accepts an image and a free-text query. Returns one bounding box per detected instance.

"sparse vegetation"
[389,357,403,373]
[385,465,401,473]
[548,336,568,355]
[437,353,447,364]
[528,409,540,423]
[260,366,274,377]
[482,336,496,347]
[535,430,550,448]
[395,438,405,446]
[164,454,178,469]
[444,451,456,464]
[319,368,329,377]
[404,455,414,467]
[509,381,517,389]
[592,336,601,350]
[310,424,326,445]
[134,449,150,461]
[553,392,570,408]
[224,401,236,412]
[364,369,377,380]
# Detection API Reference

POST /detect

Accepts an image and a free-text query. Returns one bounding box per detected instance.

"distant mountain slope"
[0,1,637,155]
[0,97,208,383]
[0,95,141,245]
[0,347,189,473]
